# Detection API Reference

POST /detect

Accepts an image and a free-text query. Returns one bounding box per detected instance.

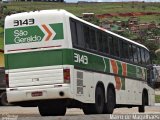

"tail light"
[5,74,9,88]
[63,69,70,83]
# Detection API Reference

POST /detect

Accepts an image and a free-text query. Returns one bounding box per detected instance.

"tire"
[138,92,147,113]
[103,87,115,114]
[83,104,95,115]
[83,86,105,114]
[38,103,66,116]
[1,92,10,106]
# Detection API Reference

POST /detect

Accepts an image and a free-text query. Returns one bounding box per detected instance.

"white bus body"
[5,10,155,115]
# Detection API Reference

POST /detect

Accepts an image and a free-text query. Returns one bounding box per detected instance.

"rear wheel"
[83,86,105,114]
[103,87,115,114]
[38,103,66,116]
[1,92,10,106]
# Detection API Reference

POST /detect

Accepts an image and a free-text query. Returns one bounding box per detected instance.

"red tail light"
[63,69,70,83]
[5,74,9,88]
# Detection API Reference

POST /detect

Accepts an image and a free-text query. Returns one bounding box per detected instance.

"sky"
[65,0,160,3]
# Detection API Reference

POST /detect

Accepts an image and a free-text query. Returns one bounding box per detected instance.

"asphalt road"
[0,104,160,120]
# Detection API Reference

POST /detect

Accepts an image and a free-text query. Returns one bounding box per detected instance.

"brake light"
[63,69,70,83]
[5,74,9,88]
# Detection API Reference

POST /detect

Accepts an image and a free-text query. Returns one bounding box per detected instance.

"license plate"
[31,91,43,97]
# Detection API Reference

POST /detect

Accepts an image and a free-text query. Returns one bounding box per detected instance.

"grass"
[0,27,4,49]
[3,2,160,16]
[155,95,160,103]
[1,2,159,24]
[0,27,3,33]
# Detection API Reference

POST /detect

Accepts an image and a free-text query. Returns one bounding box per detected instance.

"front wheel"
[138,92,148,113]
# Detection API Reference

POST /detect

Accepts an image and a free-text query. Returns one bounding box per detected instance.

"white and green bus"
[5,10,155,116]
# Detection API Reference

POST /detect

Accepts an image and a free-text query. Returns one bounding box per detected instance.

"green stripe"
[73,50,106,72]
[121,77,125,90]
[117,61,122,76]
[127,64,136,78]
[104,58,110,73]
[5,48,146,80]
[5,50,63,69]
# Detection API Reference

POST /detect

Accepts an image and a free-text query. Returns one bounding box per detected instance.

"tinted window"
[141,48,146,65]
[77,22,85,48]
[84,25,90,49]
[113,38,119,57]
[137,47,142,64]
[97,31,103,52]
[70,20,78,46]
[103,34,109,54]
[70,19,84,48]
[129,44,134,62]
[123,42,129,61]
[119,40,123,58]
[119,40,129,61]
[90,29,97,50]
[133,45,138,63]
[145,50,150,65]
[108,36,114,55]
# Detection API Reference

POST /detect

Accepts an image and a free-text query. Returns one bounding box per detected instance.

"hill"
[2,2,160,23]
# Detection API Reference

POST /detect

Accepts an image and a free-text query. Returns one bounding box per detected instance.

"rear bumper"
[7,84,72,103]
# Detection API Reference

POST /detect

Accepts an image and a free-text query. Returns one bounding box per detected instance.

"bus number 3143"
[74,53,88,65]
[14,19,35,26]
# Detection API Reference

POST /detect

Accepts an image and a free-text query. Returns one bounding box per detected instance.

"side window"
[113,38,119,57]
[119,40,129,61]
[102,34,109,54]
[70,19,84,48]
[90,29,97,50]
[123,42,129,61]
[77,22,85,48]
[119,40,123,58]
[129,44,134,62]
[84,25,90,49]
[70,20,78,46]
[137,47,142,64]
[145,50,150,65]
[141,48,146,65]
[132,45,138,64]
[108,36,114,56]
[97,31,103,53]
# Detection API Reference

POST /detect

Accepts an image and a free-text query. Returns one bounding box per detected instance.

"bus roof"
[6,9,148,50]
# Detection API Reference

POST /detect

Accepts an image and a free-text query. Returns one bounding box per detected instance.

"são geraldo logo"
[14,29,42,44]
[13,24,56,44]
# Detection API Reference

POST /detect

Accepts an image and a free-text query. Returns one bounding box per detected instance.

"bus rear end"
[4,10,73,106]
